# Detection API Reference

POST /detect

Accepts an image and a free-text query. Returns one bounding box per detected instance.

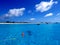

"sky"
[0,0,60,22]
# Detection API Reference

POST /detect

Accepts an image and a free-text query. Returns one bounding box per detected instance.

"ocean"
[0,24,60,45]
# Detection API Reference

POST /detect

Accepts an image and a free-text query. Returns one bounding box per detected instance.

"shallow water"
[0,24,60,45]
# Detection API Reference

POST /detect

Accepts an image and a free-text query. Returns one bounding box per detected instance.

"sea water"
[0,24,60,45]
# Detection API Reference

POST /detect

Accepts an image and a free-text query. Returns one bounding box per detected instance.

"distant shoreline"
[0,23,41,24]
[0,22,59,24]
[0,23,36,24]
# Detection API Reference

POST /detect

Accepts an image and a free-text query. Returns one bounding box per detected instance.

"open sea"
[0,24,60,45]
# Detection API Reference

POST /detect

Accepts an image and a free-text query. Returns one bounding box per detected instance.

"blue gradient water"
[0,24,60,45]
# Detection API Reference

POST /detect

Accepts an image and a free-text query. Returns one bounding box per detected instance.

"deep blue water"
[0,24,60,45]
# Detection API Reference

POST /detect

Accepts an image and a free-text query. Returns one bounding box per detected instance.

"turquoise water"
[0,24,60,45]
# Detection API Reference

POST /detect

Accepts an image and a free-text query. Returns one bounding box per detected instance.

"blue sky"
[0,0,60,22]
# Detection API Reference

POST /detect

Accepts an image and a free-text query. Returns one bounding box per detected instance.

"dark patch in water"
[37,24,40,25]
[45,22,48,24]
[27,30,32,36]
[31,41,36,44]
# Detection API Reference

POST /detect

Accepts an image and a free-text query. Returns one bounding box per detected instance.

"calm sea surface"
[0,24,60,45]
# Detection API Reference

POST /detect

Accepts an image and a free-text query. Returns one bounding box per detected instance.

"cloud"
[5,8,25,17]
[44,13,53,17]
[30,18,35,20]
[35,0,58,12]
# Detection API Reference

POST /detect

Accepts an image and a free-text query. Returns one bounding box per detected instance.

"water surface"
[0,24,60,45]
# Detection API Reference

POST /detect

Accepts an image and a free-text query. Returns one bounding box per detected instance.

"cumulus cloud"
[5,8,25,17]
[35,0,58,12]
[44,13,53,17]
[30,18,35,20]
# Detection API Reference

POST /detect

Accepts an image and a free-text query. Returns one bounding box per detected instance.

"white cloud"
[44,13,53,17]
[30,18,35,20]
[35,0,58,12]
[5,8,25,17]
